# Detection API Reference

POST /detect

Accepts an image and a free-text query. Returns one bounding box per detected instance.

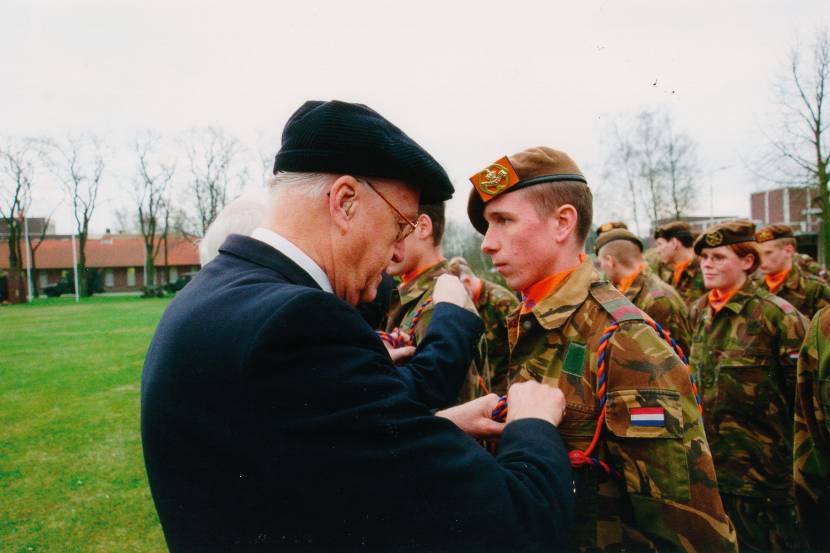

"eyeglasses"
[359,178,418,242]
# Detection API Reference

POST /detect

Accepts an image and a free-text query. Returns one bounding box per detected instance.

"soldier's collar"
[398,259,448,304]
[622,266,648,300]
[529,258,595,330]
[721,278,757,315]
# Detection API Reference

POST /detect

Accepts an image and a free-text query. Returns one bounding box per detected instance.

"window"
[127,267,136,287]
[169,266,178,282]
[105,269,114,288]
[39,271,49,289]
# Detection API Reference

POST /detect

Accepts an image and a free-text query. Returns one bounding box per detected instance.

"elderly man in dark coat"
[141,100,574,552]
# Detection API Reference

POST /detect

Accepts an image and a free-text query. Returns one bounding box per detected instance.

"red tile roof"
[0,235,200,270]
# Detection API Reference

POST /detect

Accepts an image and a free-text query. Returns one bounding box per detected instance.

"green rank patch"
[562,342,586,377]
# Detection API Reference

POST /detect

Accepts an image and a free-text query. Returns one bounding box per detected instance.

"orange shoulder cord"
[708,286,740,314]
[673,258,692,287]
[520,253,586,314]
[617,264,644,294]
[764,267,791,295]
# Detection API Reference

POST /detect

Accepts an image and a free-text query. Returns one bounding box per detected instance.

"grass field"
[1,295,171,552]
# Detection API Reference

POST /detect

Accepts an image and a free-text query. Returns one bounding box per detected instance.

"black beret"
[273,100,453,203]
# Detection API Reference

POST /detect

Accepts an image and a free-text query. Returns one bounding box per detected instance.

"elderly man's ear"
[329,176,359,233]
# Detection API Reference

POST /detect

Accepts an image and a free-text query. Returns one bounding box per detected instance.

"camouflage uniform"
[386,260,488,402]
[658,256,706,309]
[622,266,692,358]
[761,261,830,320]
[644,247,667,276]
[507,258,737,552]
[473,279,519,396]
[796,252,827,282]
[689,280,808,552]
[794,306,830,549]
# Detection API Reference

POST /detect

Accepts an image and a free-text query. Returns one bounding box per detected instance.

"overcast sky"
[3,0,829,235]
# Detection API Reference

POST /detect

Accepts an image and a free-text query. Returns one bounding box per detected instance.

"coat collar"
[217,234,322,291]
[398,259,448,304]
[530,258,597,330]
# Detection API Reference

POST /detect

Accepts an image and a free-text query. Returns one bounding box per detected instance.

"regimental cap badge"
[470,156,520,202]
[599,223,613,233]
[756,229,774,243]
[704,230,724,247]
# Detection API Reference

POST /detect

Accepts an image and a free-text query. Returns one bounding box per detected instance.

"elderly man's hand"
[505,381,566,427]
[435,394,504,439]
[433,274,478,314]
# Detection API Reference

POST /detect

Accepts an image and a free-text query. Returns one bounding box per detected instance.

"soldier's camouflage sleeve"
[644,294,692,359]
[605,323,738,552]
[481,287,519,395]
[794,306,830,548]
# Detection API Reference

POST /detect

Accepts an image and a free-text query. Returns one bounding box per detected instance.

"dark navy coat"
[141,234,574,552]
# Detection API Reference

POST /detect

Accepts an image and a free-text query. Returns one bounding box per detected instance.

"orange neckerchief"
[520,253,586,314]
[401,258,444,284]
[673,258,692,287]
[617,263,644,294]
[472,278,484,305]
[708,286,741,314]
[764,267,791,294]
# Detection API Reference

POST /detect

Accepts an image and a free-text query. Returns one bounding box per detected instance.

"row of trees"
[0,127,259,300]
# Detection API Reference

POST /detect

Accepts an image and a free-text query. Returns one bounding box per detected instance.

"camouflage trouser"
[721,494,803,552]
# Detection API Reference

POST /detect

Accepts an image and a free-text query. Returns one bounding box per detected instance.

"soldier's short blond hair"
[524,180,593,244]
[598,239,643,271]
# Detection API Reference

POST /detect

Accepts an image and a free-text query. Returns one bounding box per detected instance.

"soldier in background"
[385,203,487,402]
[595,227,692,356]
[794,306,830,549]
[689,220,808,552]
[653,221,706,307]
[447,256,518,395]
[795,251,828,281]
[756,224,830,319]
[467,146,737,552]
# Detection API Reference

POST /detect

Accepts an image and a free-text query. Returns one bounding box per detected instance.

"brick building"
[750,186,821,259]
[0,233,200,298]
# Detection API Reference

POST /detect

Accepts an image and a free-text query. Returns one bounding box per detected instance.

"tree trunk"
[78,234,89,297]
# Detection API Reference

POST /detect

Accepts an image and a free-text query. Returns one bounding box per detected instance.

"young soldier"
[689,221,808,552]
[448,256,518,395]
[794,306,830,549]
[385,202,449,343]
[467,146,737,552]
[595,227,692,356]
[756,224,830,319]
[653,221,706,307]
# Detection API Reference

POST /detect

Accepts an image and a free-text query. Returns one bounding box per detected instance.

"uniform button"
[522,320,533,330]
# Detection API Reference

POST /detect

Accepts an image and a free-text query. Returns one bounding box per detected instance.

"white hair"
[268,171,337,201]
[198,187,270,265]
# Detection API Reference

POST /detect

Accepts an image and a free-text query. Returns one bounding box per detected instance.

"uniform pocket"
[604,389,690,501]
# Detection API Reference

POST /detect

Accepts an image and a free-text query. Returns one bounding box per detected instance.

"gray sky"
[3,0,829,234]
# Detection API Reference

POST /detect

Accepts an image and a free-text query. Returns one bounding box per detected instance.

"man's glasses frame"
[358,178,418,242]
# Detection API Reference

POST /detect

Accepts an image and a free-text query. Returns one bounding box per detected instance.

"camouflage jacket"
[658,256,706,309]
[386,260,487,402]
[507,259,737,553]
[623,267,692,358]
[474,279,518,396]
[796,252,828,282]
[760,262,830,320]
[794,306,830,548]
[689,280,808,502]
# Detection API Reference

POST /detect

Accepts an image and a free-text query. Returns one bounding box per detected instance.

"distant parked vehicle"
[43,275,74,297]
[164,271,199,294]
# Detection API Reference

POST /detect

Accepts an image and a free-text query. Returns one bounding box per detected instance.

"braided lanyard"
[490,320,703,474]
[377,297,433,348]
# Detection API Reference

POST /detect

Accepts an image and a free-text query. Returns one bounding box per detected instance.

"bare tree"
[49,134,105,297]
[181,127,249,237]
[0,138,35,303]
[28,206,59,298]
[133,132,176,290]
[602,110,700,233]
[760,27,830,265]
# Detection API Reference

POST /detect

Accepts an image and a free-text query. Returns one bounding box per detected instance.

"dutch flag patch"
[630,407,665,427]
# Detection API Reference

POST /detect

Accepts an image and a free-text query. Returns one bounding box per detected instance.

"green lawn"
[1,295,171,552]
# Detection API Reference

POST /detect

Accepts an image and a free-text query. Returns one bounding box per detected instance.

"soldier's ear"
[551,203,578,244]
